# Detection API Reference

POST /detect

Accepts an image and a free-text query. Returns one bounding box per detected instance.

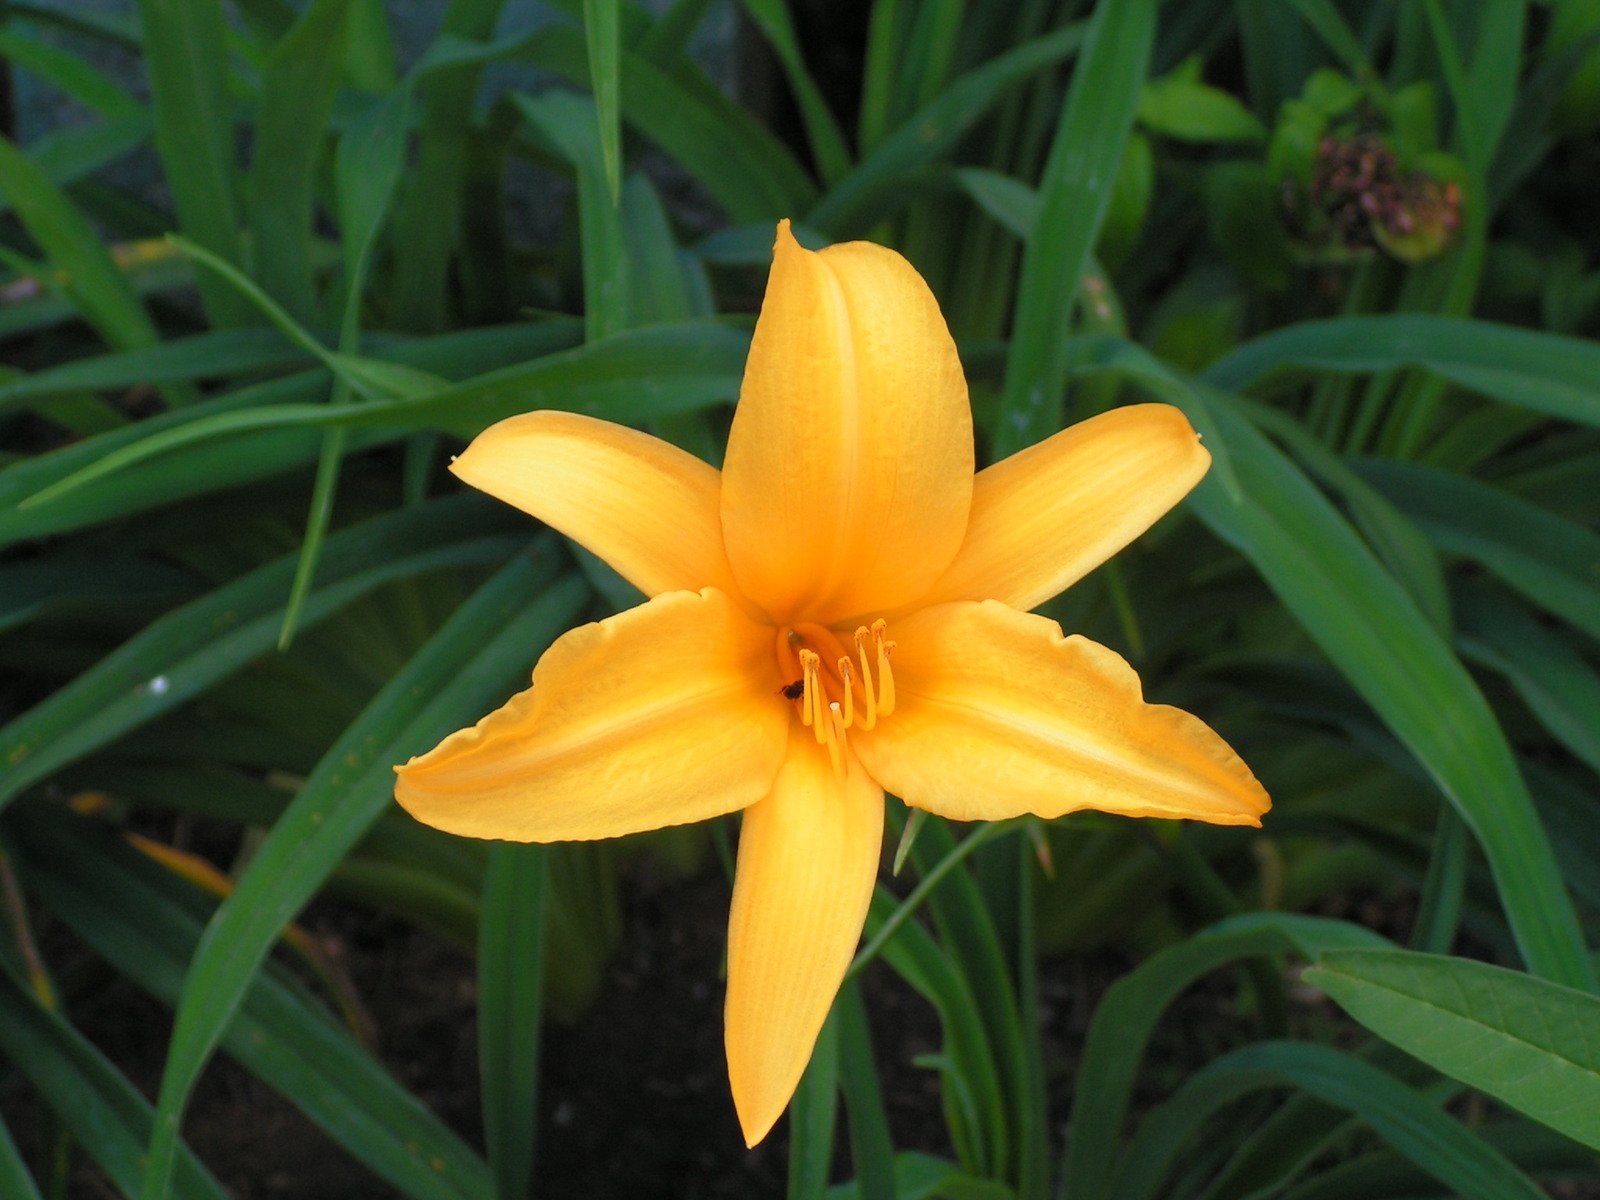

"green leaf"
[736,0,851,184]
[0,131,161,355]
[866,889,1009,1176]
[0,323,578,548]
[1138,62,1267,143]
[3,1,141,45]
[1458,587,1600,777]
[1283,0,1374,79]
[343,0,398,89]
[4,113,154,209]
[899,815,1038,1193]
[620,172,709,324]
[18,322,743,509]
[428,22,815,227]
[0,551,190,635]
[954,168,1038,240]
[246,0,352,322]
[1205,315,1600,430]
[0,28,144,118]
[166,235,450,404]
[0,496,526,808]
[1358,459,1600,642]
[1061,913,1388,1200]
[1112,1041,1545,1200]
[836,982,897,1200]
[336,88,416,285]
[789,1006,841,1200]
[479,843,550,1200]
[8,811,496,1200]
[1173,392,1593,991]
[1307,948,1600,1152]
[0,1120,41,1200]
[1457,0,1527,165]
[825,1153,1014,1200]
[1243,403,1452,634]
[583,0,622,205]
[0,961,229,1200]
[1062,336,1587,979]
[517,91,628,341]
[993,0,1154,458]
[281,68,434,660]
[1275,1121,1598,1200]
[134,0,250,326]
[389,0,507,330]
[808,24,1085,237]
[1528,764,1600,917]
[0,329,311,414]
[539,22,815,223]
[141,556,587,1200]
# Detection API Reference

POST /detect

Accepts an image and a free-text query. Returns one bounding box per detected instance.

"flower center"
[775,620,896,778]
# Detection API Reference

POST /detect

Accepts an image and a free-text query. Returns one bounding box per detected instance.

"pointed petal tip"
[773,216,795,253]
[735,1096,781,1149]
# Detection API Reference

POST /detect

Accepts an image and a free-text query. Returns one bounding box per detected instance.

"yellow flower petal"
[852,601,1269,825]
[450,410,738,598]
[721,221,973,625]
[725,733,883,1147]
[394,589,787,841]
[921,404,1210,612]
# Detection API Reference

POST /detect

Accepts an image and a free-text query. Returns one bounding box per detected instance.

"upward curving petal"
[920,404,1210,612]
[851,600,1269,826]
[394,589,787,841]
[451,410,739,599]
[721,221,973,625]
[725,732,883,1147]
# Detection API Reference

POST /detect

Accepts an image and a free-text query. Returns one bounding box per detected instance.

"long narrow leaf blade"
[9,810,495,1200]
[1178,396,1593,991]
[0,496,526,807]
[993,0,1154,458]
[140,559,588,1199]
[0,962,229,1200]
[478,843,550,1200]
[134,0,249,326]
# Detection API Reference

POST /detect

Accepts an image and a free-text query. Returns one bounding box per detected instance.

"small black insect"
[780,679,805,700]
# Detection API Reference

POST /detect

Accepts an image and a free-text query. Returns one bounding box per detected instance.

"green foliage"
[1,1,1597,1197]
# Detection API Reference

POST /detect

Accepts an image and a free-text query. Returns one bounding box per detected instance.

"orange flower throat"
[776,621,896,777]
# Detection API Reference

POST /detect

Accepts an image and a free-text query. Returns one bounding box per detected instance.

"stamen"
[799,649,825,742]
[872,620,896,717]
[852,627,877,731]
[825,702,846,779]
[782,620,895,752]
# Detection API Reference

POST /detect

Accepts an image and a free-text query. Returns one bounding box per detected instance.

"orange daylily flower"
[394,220,1269,1146]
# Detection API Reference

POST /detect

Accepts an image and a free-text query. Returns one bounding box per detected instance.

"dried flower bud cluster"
[1285,132,1462,263]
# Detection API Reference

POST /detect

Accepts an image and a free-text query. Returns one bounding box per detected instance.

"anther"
[836,658,855,728]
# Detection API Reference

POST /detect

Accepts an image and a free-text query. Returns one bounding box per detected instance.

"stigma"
[779,620,896,778]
